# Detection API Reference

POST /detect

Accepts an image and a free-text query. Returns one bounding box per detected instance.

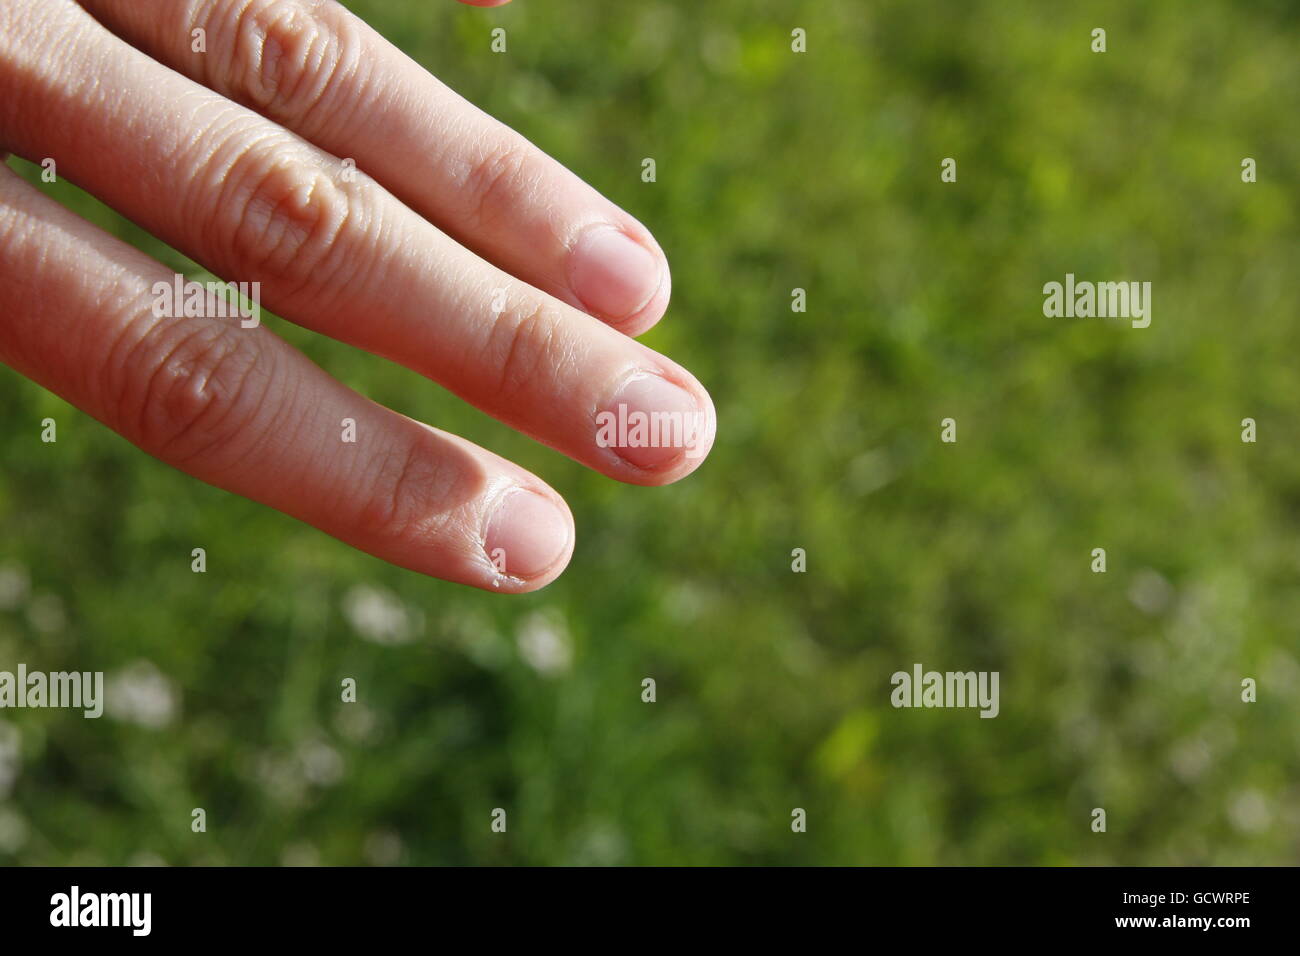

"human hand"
[0,0,715,592]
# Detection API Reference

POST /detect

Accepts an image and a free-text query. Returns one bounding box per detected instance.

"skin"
[0,0,715,592]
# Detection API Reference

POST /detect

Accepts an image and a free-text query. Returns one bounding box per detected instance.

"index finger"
[81,0,671,334]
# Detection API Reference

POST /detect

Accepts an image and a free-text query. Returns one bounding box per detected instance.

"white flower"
[0,564,30,610]
[570,822,628,866]
[1228,789,1271,834]
[1168,737,1211,782]
[1128,568,1174,615]
[106,661,178,729]
[0,807,27,854]
[342,585,420,646]
[335,703,379,744]
[297,737,344,787]
[516,610,572,676]
[281,842,320,867]
[364,830,403,866]
[255,753,306,807]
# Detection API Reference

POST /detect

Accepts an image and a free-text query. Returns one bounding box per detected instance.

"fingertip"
[478,484,575,592]
[608,252,672,338]
[594,366,717,486]
[567,224,670,333]
[640,372,716,486]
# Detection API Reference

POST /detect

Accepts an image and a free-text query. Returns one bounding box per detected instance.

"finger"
[0,164,573,592]
[3,0,714,484]
[79,0,669,333]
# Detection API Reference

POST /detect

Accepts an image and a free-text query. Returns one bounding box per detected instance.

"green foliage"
[1,0,1297,865]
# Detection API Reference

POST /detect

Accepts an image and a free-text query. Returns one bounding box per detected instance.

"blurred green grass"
[2,0,1298,865]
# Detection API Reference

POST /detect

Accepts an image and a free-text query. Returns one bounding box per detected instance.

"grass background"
[2,0,1298,865]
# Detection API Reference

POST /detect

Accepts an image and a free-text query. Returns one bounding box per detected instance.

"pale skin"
[0,0,716,592]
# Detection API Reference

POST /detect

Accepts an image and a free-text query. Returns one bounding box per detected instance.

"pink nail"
[483,489,571,580]
[568,226,664,321]
[596,373,709,470]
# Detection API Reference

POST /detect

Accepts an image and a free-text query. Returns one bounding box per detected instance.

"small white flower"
[0,564,30,610]
[364,830,403,866]
[342,585,420,646]
[517,610,572,676]
[255,753,306,807]
[335,703,379,743]
[664,581,710,625]
[570,822,628,866]
[1128,569,1174,615]
[0,807,27,854]
[1228,789,1271,834]
[106,661,179,729]
[297,737,344,787]
[281,842,320,867]
[1168,737,1211,782]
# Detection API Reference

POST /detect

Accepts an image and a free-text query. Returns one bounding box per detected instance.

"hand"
[0,0,715,592]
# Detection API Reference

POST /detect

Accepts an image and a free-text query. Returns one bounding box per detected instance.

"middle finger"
[3,0,715,483]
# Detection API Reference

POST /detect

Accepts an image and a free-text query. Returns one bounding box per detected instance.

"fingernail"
[597,372,707,470]
[568,226,664,321]
[483,488,571,580]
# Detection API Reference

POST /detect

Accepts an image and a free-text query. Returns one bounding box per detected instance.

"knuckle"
[216,143,355,295]
[114,317,273,470]
[462,140,538,232]
[354,439,461,545]
[487,299,567,401]
[221,0,364,125]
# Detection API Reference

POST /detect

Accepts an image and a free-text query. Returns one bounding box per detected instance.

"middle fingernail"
[568,226,664,321]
